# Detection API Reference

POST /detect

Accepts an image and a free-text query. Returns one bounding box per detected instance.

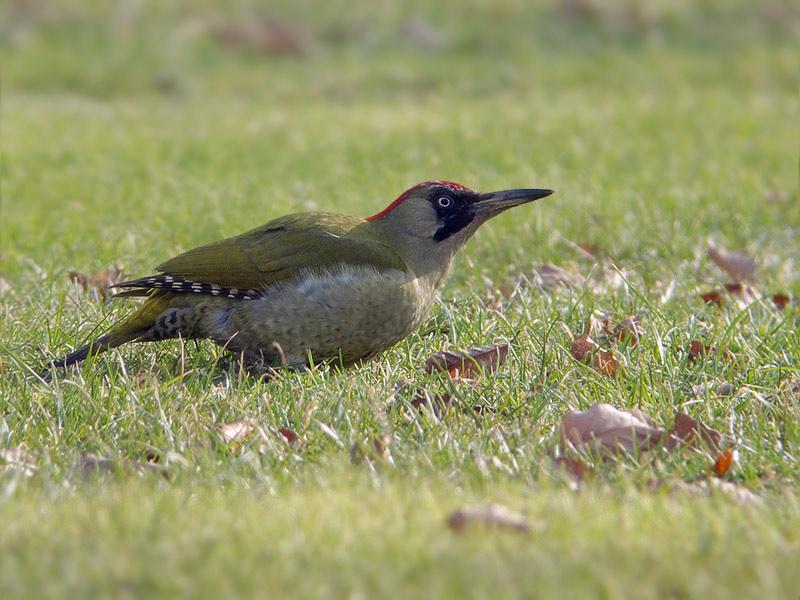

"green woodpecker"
[53,181,552,369]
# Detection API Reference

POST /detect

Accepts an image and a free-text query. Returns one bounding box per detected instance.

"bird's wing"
[113,213,409,296]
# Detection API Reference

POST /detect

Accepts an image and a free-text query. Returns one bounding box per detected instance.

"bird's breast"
[216,265,437,366]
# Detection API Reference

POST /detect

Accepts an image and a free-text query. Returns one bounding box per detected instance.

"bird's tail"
[49,293,175,368]
[49,333,130,367]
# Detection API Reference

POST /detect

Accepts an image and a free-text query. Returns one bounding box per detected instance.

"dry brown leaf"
[68,266,124,301]
[708,245,756,283]
[713,448,737,477]
[594,349,618,376]
[554,456,587,487]
[447,503,532,534]
[78,453,164,478]
[700,290,724,307]
[350,435,390,465]
[687,340,713,362]
[536,263,577,288]
[219,421,254,444]
[560,403,666,454]
[577,242,601,258]
[668,412,723,453]
[570,334,594,362]
[602,315,642,346]
[771,293,790,310]
[278,427,298,444]
[425,343,509,378]
[214,20,306,55]
[410,391,453,416]
[570,334,618,376]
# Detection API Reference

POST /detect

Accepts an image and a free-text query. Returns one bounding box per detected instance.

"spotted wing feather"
[112,274,259,299]
[113,213,408,299]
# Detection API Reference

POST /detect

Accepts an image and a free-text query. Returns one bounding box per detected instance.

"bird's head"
[365,181,553,252]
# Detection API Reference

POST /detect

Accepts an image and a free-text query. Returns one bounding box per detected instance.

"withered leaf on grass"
[771,294,791,310]
[535,263,579,288]
[554,456,587,487]
[218,421,254,444]
[278,427,299,444]
[559,403,732,465]
[410,391,453,416]
[350,435,391,465]
[700,283,758,308]
[214,20,306,55]
[78,453,165,478]
[409,391,490,417]
[708,245,757,283]
[602,315,642,346]
[687,340,714,362]
[570,335,618,377]
[425,343,509,378]
[669,412,723,453]
[713,448,737,477]
[68,266,124,301]
[560,403,666,453]
[447,503,533,534]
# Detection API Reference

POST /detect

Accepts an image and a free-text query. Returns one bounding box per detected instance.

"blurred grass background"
[1,1,799,597]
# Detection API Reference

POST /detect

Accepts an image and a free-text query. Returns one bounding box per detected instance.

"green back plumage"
[156,213,409,290]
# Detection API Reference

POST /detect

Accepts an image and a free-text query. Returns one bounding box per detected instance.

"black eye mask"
[430,190,476,242]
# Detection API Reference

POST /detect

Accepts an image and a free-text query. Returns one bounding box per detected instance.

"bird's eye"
[437,196,452,208]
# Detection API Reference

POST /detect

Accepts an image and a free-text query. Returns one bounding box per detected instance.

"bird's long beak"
[473,188,554,216]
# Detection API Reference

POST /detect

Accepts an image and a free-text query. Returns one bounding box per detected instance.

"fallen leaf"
[594,349,618,376]
[713,448,737,477]
[218,421,254,444]
[570,334,594,362]
[570,334,617,376]
[602,315,642,346]
[410,391,453,416]
[577,242,601,258]
[554,456,587,488]
[536,263,577,288]
[68,266,124,301]
[350,435,391,465]
[700,290,724,307]
[708,245,756,283]
[687,340,713,362]
[772,293,790,310]
[560,403,666,454]
[214,20,306,55]
[425,343,509,378]
[77,453,164,478]
[668,412,723,453]
[278,427,298,444]
[447,503,532,534]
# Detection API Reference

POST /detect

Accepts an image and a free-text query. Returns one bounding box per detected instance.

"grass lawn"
[1,1,799,597]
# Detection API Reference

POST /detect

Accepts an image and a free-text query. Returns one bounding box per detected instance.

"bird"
[52,181,553,370]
